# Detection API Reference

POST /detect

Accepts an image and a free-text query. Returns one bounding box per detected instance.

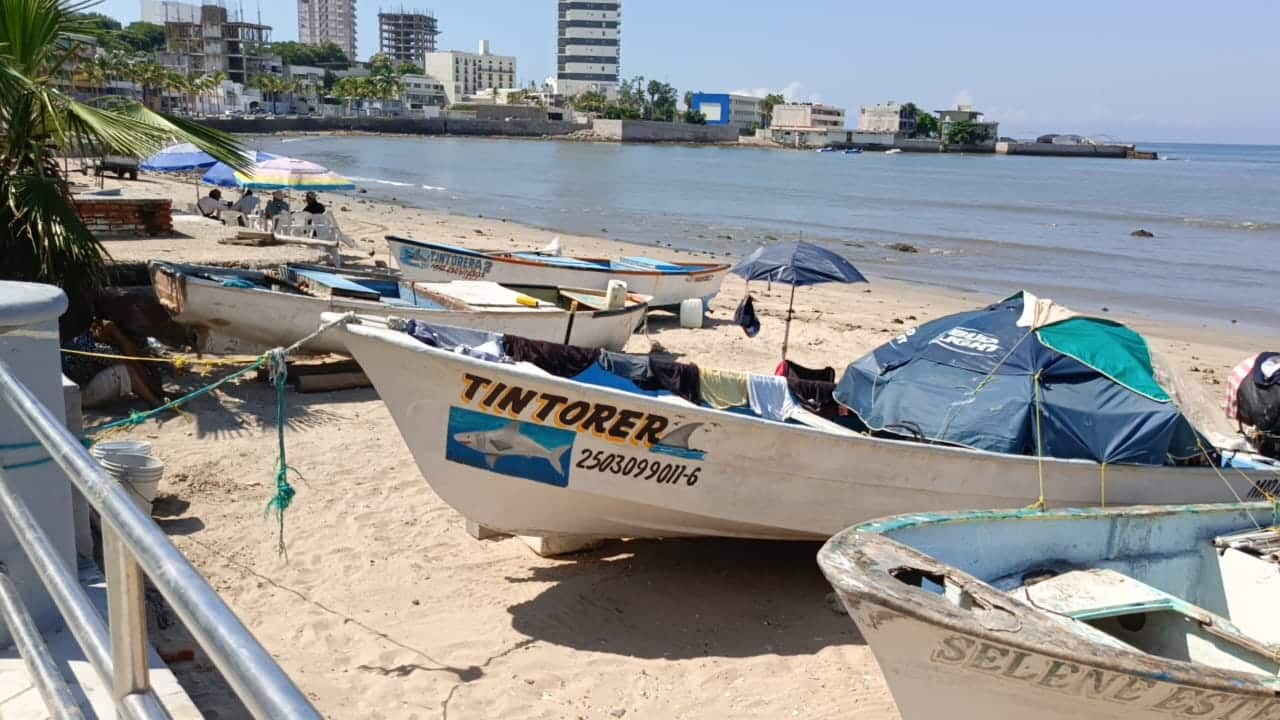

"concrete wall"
[73,196,173,236]
[996,141,1133,159]
[591,119,739,143]
[197,116,578,137]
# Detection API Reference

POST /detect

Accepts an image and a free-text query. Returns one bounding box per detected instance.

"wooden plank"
[294,371,370,393]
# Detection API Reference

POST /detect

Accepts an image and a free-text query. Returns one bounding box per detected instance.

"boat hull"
[339,322,1261,540]
[151,266,645,355]
[387,237,731,309]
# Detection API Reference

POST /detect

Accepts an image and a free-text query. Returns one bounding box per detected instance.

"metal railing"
[0,359,320,720]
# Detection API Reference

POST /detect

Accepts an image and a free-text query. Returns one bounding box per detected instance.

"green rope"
[90,355,268,435]
[263,350,296,557]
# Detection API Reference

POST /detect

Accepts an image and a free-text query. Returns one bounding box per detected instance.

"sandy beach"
[84,170,1262,719]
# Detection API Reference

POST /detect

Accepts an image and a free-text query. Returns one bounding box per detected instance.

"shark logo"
[650,422,708,460]
[453,424,572,473]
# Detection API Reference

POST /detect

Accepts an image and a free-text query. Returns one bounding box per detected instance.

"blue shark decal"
[445,406,574,487]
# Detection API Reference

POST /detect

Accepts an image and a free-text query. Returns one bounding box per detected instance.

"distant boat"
[386,236,732,310]
[819,502,1280,720]
[816,147,838,153]
[149,262,649,355]
[885,148,903,155]
[844,148,863,155]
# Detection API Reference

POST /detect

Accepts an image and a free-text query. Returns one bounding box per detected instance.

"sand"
[82,170,1262,720]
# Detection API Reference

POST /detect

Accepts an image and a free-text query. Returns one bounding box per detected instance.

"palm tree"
[0,0,249,293]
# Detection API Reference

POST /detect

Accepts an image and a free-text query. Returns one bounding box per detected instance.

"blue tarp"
[835,294,1208,465]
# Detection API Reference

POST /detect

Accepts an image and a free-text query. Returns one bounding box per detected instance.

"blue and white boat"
[820,502,1280,720]
[386,236,732,310]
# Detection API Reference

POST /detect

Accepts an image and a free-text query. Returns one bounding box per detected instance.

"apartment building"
[298,0,357,61]
[161,4,272,85]
[556,0,620,99]
[858,101,917,135]
[689,93,765,131]
[424,41,517,105]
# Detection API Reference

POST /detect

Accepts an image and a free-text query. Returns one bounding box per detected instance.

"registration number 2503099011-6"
[574,449,701,486]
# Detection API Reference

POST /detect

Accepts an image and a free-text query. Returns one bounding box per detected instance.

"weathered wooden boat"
[818,502,1280,719]
[334,317,1267,540]
[150,262,648,355]
[386,235,732,309]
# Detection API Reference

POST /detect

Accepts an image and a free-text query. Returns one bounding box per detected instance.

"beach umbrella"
[732,241,868,359]
[834,291,1208,465]
[200,150,280,188]
[140,142,219,172]
[203,154,354,192]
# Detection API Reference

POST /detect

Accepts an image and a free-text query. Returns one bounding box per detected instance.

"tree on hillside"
[1,0,247,293]
[761,92,785,127]
[121,21,165,52]
[396,61,423,76]
[75,11,121,33]
[269,40,351,69]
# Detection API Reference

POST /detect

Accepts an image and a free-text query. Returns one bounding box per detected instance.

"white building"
[858,101,916,135]
[140,0,200,23]
[772,103,846,130]
[689,93,764,131]
[401,74,447,114]
[298,0,357,61]
[556,0,620,99]
[424,41,517,106]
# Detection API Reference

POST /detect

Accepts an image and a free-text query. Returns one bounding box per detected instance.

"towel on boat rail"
[698,368,749,409]
[504,335,600,377]
[405,320,504,361]
[598,351,701,403]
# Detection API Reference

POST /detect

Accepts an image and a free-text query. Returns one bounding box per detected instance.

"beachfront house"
[688,93,766,132]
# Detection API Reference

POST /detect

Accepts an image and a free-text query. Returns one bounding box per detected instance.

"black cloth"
[504,335,600,377]
[303,200,326,214]
[1254,352,1280,387]
[779,359,836,383]
[733,295,760,338]
[405,320,503,354]
[648,357,700,403]
[788,377,841,418]
[599,351,655,385]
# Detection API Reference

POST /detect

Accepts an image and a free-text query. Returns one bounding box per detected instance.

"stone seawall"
[592,119,740,143]
[197,116,580,137]
[73,196,172,236]
[996,141,1139,159]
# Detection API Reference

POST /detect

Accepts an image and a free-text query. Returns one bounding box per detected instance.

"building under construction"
[378,8,439,65]
[160,2,273,85]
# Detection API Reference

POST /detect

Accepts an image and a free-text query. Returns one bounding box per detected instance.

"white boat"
[150,262,648,355]
[819,502,1280,720]
[334,319,1266,540]
[386,235,732,310]
[885,148,903,155]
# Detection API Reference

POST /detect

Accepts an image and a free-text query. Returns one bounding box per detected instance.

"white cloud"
[951,89,974,109]
[730,81,820,104]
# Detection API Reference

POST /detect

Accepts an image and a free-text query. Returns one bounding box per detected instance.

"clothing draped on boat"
[698,368,749,409]
[748,375,800,422]
[598,351,701,403]
[405,320,505,361]
[504,335,600,377]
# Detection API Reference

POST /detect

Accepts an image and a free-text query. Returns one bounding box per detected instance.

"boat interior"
[155,262,638,314]
[874,505,1280,679]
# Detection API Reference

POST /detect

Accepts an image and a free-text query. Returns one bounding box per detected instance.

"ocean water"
[255,135,1280,333]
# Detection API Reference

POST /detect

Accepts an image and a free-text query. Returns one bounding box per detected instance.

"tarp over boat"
[834,292,1208,465]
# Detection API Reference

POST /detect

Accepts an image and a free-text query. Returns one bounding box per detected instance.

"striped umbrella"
[200,150,279,188]
[213,155,355,192]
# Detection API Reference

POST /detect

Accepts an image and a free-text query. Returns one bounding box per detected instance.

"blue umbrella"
[140,143,218,172]
[200,150,280,188]
[733,241,868,358]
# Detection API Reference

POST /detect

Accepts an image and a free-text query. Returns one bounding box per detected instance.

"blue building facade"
[689,93,763,131]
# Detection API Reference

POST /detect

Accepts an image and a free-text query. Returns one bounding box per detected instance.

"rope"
[1194,434,1279,532]
[1026,372,1047,511]
[264,349,296,557]
[61,348,260,373]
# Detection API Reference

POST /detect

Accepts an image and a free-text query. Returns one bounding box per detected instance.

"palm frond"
[112,102,252,172]
[0,166,109,292]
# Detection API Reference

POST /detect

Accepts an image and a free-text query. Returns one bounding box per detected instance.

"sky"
[93,0,1280,144]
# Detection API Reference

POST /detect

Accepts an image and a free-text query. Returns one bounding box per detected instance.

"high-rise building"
[556,0,620,99]
[378,8,439,65]
[298,0,357,61]
[424,41,517,105]
[160,4,272,85]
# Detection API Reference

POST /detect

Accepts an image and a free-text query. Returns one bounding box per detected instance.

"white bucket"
[97,452,164,514]
[605,280,628,310]
[679,298,705,329]
[90,440,153,462]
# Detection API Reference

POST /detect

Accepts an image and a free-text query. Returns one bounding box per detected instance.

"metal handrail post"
[0,569,86,720]
[103,530,151,703]
[0,361,321,719]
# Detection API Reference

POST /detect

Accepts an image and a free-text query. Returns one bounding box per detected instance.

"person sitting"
[264,190,290,218]
[301,191,326,215]
[232,188,260,215]
[196,189,226,220]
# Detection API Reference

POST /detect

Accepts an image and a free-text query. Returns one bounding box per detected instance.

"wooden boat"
[818,502,1280,719]
[385,235,732,309]
[334,318,1266,540]
[150,262,648,355]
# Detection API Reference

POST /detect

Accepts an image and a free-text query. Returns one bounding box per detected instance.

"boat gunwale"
[817,501,1280,700]
[147,260,653,322]
[386,234,733,278]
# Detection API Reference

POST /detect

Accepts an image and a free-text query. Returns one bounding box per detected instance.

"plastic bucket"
[90,440,153,462]
[97,452,164,514]
[679,298,704,329]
